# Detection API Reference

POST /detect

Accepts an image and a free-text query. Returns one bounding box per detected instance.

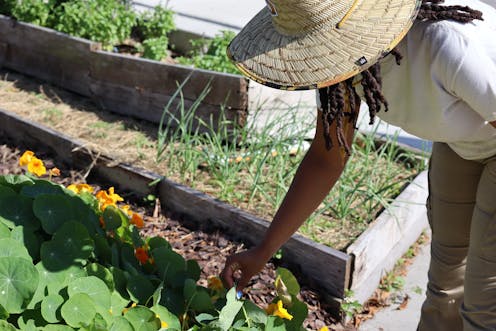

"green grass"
[152,81,427,249]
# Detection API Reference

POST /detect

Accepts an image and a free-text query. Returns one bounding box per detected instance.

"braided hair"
[318,0,483,155]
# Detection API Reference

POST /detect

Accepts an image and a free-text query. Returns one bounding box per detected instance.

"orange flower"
[27,157,46,177]
[67,183,94,194]
[265,300,293,320]
[19,150,34,167]
[121,204,133,216]
[130,213,144,228]
[135,246,149,265]
[207,276,224,292]
[96,187,123,211]
[49,167,61,177]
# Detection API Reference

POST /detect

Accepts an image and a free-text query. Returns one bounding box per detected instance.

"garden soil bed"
[0,138,360,331]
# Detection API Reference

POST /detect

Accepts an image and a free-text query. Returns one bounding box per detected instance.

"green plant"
[177,30,240,74]
[340,290,362,320]
[10,0,54,26]
[53,0,136,50]
[0,151,308,330]
[135,5,175,61]
[141,36,170,61]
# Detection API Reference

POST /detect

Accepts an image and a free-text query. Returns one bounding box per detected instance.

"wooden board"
[90,50,248,110]
[347,171,429,303]
[0,16,98,97]
[0,107,351,300]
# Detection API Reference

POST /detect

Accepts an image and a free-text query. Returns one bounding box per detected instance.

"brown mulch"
[0,137,358,330]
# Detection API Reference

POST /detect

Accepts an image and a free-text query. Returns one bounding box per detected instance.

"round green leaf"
[61,293,96,328]
[186,260,201,282]
[127,275,155,305]
[0,320,17,331]
[0,192,39,230]
[276,267,300,295]
[109,316,135,331]
[124,306,160,331]
[68,276,111,309]
[40,221,94,271]
[102,206,124,232]
[42,325,75,331]
[0,222,10,239]
[0,175,34,192]
[151,305,180,331]
[0,303,9,320]
[0,257,39,314]
[111,291,130,317]
[41,293,63,323]
[33,194,75,234]
[21,181,65,198]
[10,226,40,261]
[86,263,115,292]
[0,238,32,261]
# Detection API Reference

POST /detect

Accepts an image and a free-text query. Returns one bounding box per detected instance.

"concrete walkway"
[132,2,433,329]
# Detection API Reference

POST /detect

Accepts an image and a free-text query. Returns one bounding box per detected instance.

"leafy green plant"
[9,0,54,26]
[340,290,363,320]
[136,5,175,61]
[53,0,136,50]
[177,30,240,74]
[0,151,309,330]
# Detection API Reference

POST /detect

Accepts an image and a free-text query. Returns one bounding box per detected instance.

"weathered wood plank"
[89,50,248,110]
[0,42,6,67]
[158,179,352,298]
[347,171,429,303]
[0,15,99,96]
[88,80,246,130]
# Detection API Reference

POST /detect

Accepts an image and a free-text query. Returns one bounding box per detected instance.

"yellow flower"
[27,157,46,177]
[319,327,329,331]
[19,150,34,167]
[122,302,137,314]
[265,300,293,320]
[67,183,94,194]
[130,213,144,228]
[121,204,133,216]
[156,314,168,329]
[207,276,224,292]
[96,187,123,211]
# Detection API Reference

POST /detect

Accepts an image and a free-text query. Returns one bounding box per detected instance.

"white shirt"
[318,0,496,160]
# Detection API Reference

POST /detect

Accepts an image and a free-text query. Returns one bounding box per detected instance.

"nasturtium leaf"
[10,226,40,261]
[0,238,32,261]
[242,301,267,325]
[102,206,124,232]
[0,192,39,230]
[183,278,197,301]
[109,316,135,331]
[265,316,286,331]
[86,263,115,292]
[127,274,155,305]
[0,222,9,238]
[147,237,171,251]
[186,259,201,282]
[68,276,111,309]
[21,180,65,198]
[124,306,160,331]
[151,305,180,331]
[0,303,9,320]
[110,266,128,299]
[40,293,64,323]
[111,291,130,317]
[0,257,39,314]
[218,288,244,331]
[285,297,308,331]
[276,267,300,295]
[72,196,101,236]
[33,194,75,234]
[195,313,216,323]
[190,288,215,312]
[61,293,96,328]
[0,320,17,331]
[42,325,75,331]
[84,312,108,331]
[159,288,185,316]
[152,247,186,285]
[93,234,112,264]
[0,175,34,191]
[40,221,94,271]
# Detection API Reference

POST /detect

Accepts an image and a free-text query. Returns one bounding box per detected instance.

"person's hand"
[221,246,271,291]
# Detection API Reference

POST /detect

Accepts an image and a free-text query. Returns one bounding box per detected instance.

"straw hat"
[228,0,422,90]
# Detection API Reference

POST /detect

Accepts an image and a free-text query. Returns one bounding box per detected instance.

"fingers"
[220,258,238,289]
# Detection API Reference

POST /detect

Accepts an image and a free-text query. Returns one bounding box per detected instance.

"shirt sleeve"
[429,22,496,122]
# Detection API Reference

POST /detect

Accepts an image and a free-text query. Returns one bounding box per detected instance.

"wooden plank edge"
[346,170,429,303]
[0,107,351,301]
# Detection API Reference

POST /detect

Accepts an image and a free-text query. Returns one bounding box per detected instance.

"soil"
[0,138,358,331]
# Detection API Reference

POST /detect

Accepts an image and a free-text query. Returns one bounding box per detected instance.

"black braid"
[319,0,483,155]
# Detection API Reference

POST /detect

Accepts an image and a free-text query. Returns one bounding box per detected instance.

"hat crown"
[269,0,356,35]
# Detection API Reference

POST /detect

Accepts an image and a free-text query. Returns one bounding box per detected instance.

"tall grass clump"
[154,80,427,249]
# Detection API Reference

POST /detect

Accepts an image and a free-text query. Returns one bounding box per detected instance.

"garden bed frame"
[0,107,428,306]
[0,15,248,133]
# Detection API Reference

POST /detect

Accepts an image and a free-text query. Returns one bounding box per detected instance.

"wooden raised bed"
[0,15,248,132]
[0,107,428,305]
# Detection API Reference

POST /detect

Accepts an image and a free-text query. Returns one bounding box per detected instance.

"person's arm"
[221,109,356,290]
[491,120,496,129]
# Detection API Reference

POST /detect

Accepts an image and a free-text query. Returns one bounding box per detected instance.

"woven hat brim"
[228,0,421,90]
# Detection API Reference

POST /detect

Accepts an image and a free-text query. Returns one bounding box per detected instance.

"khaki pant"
[418,143,496,331]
